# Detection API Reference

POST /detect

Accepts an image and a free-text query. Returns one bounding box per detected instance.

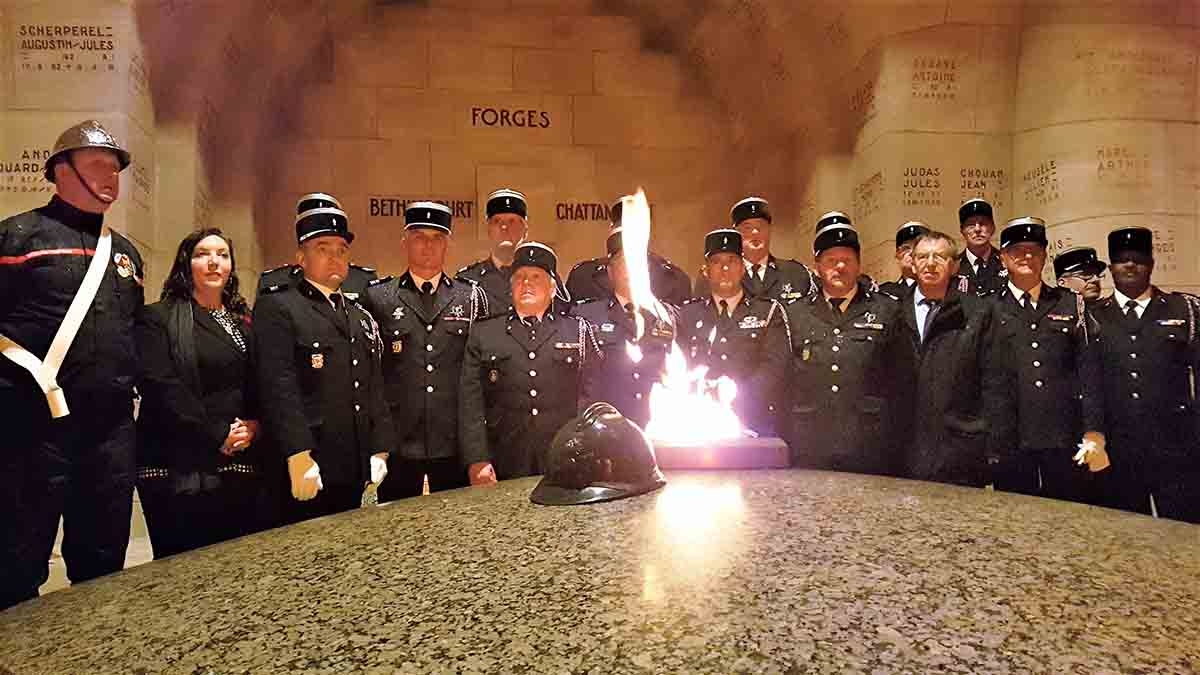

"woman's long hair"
[161,228,250,320]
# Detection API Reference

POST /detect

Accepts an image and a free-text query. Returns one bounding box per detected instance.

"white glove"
[287,451,324,501]
[370,453,389,485]
[1073,432,1111,473]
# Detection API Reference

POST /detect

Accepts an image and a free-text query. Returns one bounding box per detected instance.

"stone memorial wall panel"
[549,15,641,52]
[335,37,427,89]
[1015,24,1198,129]
[378,88,459,142]
[1022,0,1181,25]
[430,140,596,199]
[294,85,377,139]
[430,44,513,92]
[453,93,572,146]
[5,0,153,130]
[1166,121,1200,216]
[945,0,1024,25]
[513,48,594,95]
[594,52,685,98]
[593,147,718,207]
[1013,121,1171,225]
[573,95,724,149]
[330,139,433,198]
[273,140,335,194]
[828,0,948,82]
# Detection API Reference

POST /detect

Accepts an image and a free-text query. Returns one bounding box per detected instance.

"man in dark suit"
[460,243,600,480]
[455,188,529,317]
[361,202,490,496]
[675,228,790,438]
[783,213,913,475]
[899,230,1013,487]
[1089,227,1200,522]
[253,204,394,523]
[987,217,1105,501]
[877,221,929,300]
[695,196,817,304]
[566,196,692,305]
[956,198,1007,297]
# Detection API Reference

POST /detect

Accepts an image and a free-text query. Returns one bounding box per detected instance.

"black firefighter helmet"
[531,402,667,506]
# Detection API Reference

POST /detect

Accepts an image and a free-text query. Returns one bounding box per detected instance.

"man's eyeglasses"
[913,252,952,265]
[1062,271,1105,282]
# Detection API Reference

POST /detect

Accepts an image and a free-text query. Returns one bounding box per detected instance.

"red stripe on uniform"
[0,248,97,265]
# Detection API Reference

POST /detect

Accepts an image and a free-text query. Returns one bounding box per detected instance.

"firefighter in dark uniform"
[987,217,1105,501]
[574,226,678,428]
[253,204,394,523]
[675,229,790,436]
[956,198,1007,297]
[256,193,377,301]
[1089,227,1200,523]
[695,197,817,304]
[460,242,600,480]
[1054,246,1107,304]
[565,196,692,305]
[361,202,490,496]
[0,121,143,610]
[455,188,529,318]
[877,221,930,300]
[782,213,913,474]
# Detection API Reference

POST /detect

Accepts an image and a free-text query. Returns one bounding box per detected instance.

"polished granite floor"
[6,470,1199,674]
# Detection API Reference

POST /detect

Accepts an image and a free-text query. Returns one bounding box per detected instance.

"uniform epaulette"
[261,264,290,275]
[351,264,375,273]
[575,296,600,305]
[680,296,705,306]
[367,275,393,287]
[261,283,289,294]
[571,258,605,272]
[878,290,901,302]
[457,260,484,275]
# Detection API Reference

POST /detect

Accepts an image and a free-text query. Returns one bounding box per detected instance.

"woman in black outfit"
[136,228,272,557]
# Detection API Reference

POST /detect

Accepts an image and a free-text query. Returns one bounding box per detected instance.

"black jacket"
[674,294,790,435]
[1090,290,1200,471]
[459,309,599,478]
[783,284,914,474]
[694,255,816,304]
[0,196,144,402]
[455,258,512,318]
[252,278,394,488]
[876,277,916,300]
[957,247,1007,297]
[573,297,678,428]
[897,287,1014,486]
[566,253,692,305]
[361,272,487,462]
[989,284,1103,453]
[136,300,261,475]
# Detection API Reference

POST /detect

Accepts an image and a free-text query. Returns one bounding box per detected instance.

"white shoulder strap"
[0,227,113,417]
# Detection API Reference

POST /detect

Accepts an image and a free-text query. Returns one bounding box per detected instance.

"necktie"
[829,297,846,315]
[330,293,350,333]
[1124,299,1139,317]
[1019,293,1030,310]
[420,281,435,315]
[719,299,729,318]
[752,264,762,281]
[921,297,941,341]
[974,257,983,271]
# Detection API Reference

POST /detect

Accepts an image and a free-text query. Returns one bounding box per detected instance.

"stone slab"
[430,43,513,92]
[572,95,725,149]
[335,36,427,89]
[513,48,594,95]
[3,471,1198,674]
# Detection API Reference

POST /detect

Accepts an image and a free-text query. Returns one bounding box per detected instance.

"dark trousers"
[1097,453,1200,524]
[991,448,1096,503]
[280,483,363,525]
[137,472,272,559]
[0,394,135,611]
[379,457,468,502]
